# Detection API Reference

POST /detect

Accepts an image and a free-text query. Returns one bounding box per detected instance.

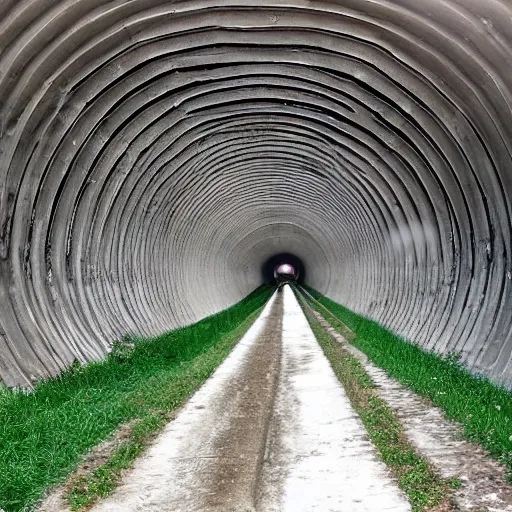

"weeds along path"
[3,286,273,512]
[91,286,409,511]
[298,287,512,512]
[90,290,283,512]
[35,285,512,512]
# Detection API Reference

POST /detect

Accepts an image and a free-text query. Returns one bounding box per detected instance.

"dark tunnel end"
[261,253,306,285]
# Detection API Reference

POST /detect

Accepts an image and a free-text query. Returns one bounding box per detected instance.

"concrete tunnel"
[0,0,511,389]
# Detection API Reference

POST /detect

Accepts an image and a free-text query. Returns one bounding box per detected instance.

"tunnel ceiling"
[1,0,512,387]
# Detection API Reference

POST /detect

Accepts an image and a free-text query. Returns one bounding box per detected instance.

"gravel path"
[91,286,409,511]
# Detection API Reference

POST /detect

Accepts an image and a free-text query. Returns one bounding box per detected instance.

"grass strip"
[66,307,263,510]
[294,288,455,511]
[0,285,273,512]
[304,286,512,480]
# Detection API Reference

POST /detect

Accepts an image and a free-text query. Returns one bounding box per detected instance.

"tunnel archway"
[0,1,511,387]
[262,254,306,285]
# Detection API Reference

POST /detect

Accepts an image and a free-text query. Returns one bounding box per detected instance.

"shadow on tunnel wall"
[0,0,511,387]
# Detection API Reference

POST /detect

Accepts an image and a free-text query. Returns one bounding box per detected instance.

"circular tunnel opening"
[275,263,299,285]
[262,253,306,285]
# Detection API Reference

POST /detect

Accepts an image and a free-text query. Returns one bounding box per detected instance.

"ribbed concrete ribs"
[0,1,511,387]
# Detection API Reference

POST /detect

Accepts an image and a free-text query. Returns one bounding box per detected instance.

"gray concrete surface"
[0,0,511,387]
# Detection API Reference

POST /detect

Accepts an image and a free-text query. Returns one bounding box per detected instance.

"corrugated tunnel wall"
[0,0,511,388]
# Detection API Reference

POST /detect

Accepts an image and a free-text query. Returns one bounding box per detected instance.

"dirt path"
[91,286,409,511]
[92,289,282,512]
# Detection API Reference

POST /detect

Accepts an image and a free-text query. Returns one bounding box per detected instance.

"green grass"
[66,413,166,510]
[304,286,512,479]
[65,308,264,510]
[294,289,453,511]
[0,285,273,512]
